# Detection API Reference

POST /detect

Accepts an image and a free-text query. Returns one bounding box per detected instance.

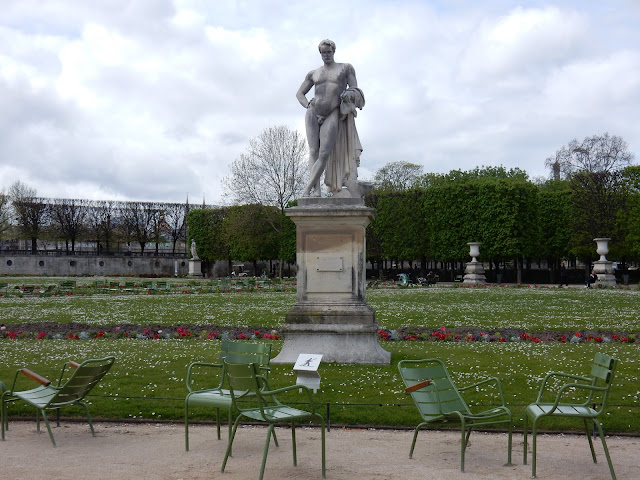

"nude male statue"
[296,39,367,197]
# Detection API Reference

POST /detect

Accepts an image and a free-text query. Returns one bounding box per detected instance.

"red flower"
[37,331,47,339]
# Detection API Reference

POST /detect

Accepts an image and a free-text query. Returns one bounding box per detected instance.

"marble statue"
[296,39,370,198]
[190,240,198,259]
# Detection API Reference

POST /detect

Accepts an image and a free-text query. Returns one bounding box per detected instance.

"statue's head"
[318,39,336,53]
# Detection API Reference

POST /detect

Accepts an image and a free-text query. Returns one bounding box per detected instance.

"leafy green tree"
[223,204,280,275]
[372,190,429,268]
[617,165,640,262]
[186,207,230,273]
[536,180,573,269]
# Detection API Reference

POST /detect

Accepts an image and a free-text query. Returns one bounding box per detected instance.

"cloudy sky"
[1,0,638,204]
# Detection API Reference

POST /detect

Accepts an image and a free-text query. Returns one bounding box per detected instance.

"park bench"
[58,280,76,292]
[454,274,463,283]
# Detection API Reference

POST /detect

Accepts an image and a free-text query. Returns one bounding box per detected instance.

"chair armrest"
[459,376,507,406]
[536,372,592,402]
[404,379,432,394]
[20,368,52,386]
[186,362,223,392]
[261,384,317,413]
[544,383,608,413]
[68,361,80,369]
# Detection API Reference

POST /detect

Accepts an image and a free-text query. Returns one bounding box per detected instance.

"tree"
[619,166,640,260]
[569,170,626,260]
[186,207,230,273]
[373,161,424,191]
[224,125,308,277]
[0,189,12,238]
[49,198,87,253]
[536,180,573,271]
[163,201,189,255]
[121,201,158,254]
[223,204,280,275]
[544,133,634,179]
[9,181,48,253]
[86,200,120,254]
[224,125,308,213]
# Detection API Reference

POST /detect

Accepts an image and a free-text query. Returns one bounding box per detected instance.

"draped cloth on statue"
[324,87,365,195]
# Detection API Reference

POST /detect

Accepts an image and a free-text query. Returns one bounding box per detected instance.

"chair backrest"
[588,352,618,409]
[224,361,272,415]
[49,357,115,408]
[398,358,470,420]
[219,340,271,371]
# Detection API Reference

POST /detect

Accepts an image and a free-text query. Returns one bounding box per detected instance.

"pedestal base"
[593,260,616,286]
[463,261,486,284]
[272,323,390,364]
[274,198,390,365]
[188,259,203,277]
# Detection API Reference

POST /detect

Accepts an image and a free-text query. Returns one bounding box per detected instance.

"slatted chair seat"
[523,352,619,479]
[1,356,115,446]
[184,340,272,451]
[398,358,513,472]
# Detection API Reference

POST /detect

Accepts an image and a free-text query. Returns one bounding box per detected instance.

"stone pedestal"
[593,261,616,286]
[463,261,487,284]
[272,197,390,364]
[188,259,203,277]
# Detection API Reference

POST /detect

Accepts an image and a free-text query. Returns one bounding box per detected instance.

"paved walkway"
[1,422,637,479]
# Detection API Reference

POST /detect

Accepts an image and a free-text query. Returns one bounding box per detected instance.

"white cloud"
[0,0,638,203]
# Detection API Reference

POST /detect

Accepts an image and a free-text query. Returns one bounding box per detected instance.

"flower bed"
[377,326,637,344]
[0,323,278,341]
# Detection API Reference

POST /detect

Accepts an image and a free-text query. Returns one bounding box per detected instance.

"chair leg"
[595,421,617,480]
[1,396,6,440]
[507,419,513,465]
[259,424,275,480]
[531,419,539,478]
[523,414,528,465]
[40,410,56,447]
[215,407,221,440]
[184,400,190,451]
[291,423,297,466]
[460,419,467,472]
[409,425,421,459]
[221,416,242,473]
[80,402,96,437]
[583,418,597,463]
[320,415,326,478]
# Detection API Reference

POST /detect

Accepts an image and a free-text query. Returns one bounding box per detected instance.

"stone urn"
[463,242,486,284]
[592,237,616,286]
[594,238,610,262]
[467,242,481,262]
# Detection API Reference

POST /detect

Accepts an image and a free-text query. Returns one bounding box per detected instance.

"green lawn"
[1,281,639,433]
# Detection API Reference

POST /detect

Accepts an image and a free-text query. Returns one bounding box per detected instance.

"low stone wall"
[0,254,189,277]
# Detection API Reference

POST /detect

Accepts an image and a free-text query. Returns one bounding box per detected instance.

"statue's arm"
[296,71,314,108]
[346,63,358,89]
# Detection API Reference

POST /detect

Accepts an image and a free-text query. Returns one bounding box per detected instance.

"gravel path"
[1,421,637,480]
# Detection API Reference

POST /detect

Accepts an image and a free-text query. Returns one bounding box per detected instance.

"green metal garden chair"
[184,340,272,451]
[1,356,115,446]
[523,352,618,479]
[220,360,325,480]
[398,358,513,472]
